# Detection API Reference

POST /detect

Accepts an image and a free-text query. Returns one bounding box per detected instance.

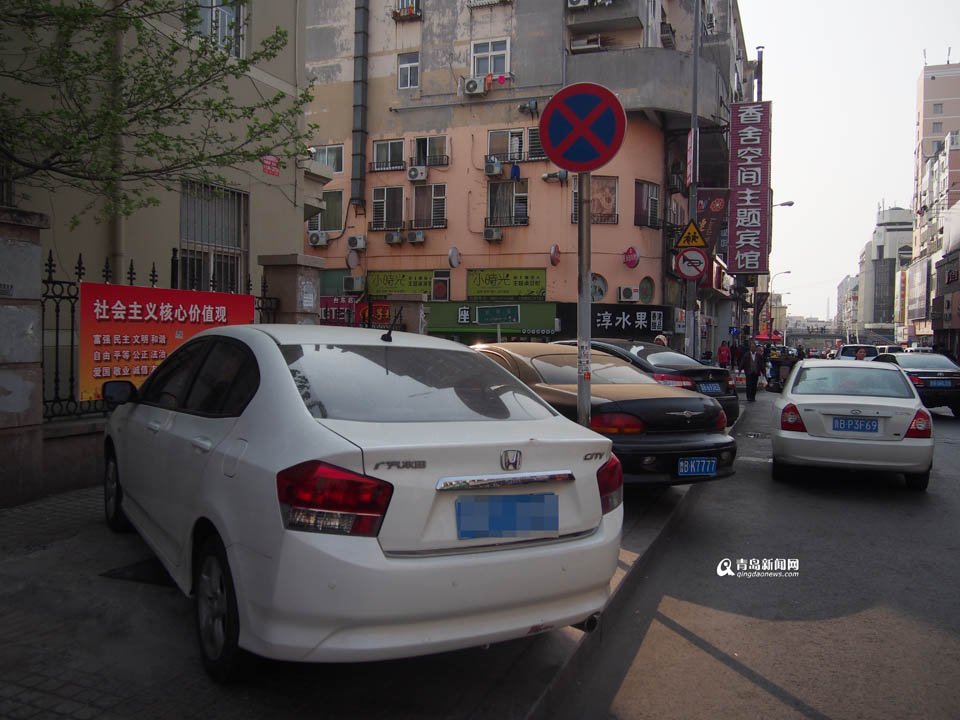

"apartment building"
[302,0,753,345]
[857,207,911,341]
[836,274,858,339]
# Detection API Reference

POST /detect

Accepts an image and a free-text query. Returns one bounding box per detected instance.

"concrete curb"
[524,402,747,720]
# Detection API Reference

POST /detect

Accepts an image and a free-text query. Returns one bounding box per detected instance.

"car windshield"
[532,354,657,385]
[790,366,914,398]
[839,346,878,357]
[896,354,959,370]
[281,345,555,422]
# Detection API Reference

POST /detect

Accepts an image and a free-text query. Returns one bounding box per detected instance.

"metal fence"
[41,249,278,421]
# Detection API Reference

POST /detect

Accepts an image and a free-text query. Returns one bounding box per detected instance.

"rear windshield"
[895,354,959,370]
[839,346,878,357]
[638,349,703,368]
[532,354,657,385]
[281,345,556,422]
[791,366,914,398]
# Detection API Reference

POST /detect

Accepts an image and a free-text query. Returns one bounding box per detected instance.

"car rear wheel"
[195,535,244,683]
[904,469,930,492]
[771,458,792,482]
[104,452,131,532]
[951,405,960,419]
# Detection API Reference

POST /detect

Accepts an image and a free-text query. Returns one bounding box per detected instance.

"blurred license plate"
[698,382,722,393]
[832,417,879,432]
[456,494,559,539]
[678,457,717,476]
[928,379,952,387]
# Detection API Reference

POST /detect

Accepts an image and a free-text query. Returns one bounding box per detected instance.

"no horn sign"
[539,83,626,172]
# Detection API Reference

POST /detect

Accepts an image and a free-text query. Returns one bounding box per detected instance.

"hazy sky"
[736,0,960,320]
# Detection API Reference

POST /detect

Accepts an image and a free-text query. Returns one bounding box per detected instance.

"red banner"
[726,102,772,274]
[78,283,255,400]
[316,296,392,326]
[696,188,729,250]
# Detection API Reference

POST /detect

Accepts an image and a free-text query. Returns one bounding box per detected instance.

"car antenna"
[380,307,403,342]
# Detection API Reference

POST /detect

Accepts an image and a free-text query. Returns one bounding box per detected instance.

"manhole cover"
[101,557,175,587]
[743,432,770,439]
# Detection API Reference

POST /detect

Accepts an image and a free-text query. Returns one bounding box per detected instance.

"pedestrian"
[654,334,668,346]
[717,340,731,369]
[740,341,763,401]
[855,347,867,361]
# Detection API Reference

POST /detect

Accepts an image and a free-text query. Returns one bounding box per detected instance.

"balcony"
[566,0,647,34]
[392,1,421,22]
[409,155,449,167]
[566,47,724,124]
[368,219,405,231]
[369,160,406,172]
[571,213,618,224]
[485,215,529,227]
[410,217,448,230]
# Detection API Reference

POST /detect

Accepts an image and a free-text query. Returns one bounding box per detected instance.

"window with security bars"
[307,190,344,232]
[372,186,404,230]
[372,140,405,171]
[634,180,660,228]
[413,136,448,166]
[572,176,618,224]
[179,180,249,292]
[185,1,244,58]
[413,184,447,229]
[527,128,546,161]
[488,129,524,163]
[473,39,509,76]
[487,180,528,226]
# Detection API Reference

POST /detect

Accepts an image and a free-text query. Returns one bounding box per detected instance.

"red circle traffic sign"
[539,83,626,172]
[676,247,708,280]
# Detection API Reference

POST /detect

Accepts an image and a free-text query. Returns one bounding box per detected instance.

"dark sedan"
[875,352,960,416]
[553,338,739,425]
[473,343,737,485]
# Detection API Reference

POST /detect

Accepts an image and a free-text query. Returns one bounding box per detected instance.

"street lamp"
[773,201,795,207]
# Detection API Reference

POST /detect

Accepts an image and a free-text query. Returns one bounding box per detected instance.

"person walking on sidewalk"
[740,341,763,402]
[717,340,731,369]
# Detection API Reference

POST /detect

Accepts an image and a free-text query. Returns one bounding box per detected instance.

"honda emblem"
[501,450,522,471]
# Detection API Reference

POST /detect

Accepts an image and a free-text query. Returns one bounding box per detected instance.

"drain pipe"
[350,0,369,212]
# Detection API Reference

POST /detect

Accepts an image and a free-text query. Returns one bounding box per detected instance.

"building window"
[572,176,618,224]
[372,186,404,230]
[312,145,343,173]
[933,122,943,134]
[372,140,405,171]
[179,180,248,292]
[185,1,244,58]
[488,129,524,163]
[413,184,447,229]
[634,180,660,228]
[307,190,344,232]
[413,136,448,166]
[526,128,546,161]
[487,180,528,226]
[398,52,419,89]
[933,103,943,114]
[472,39,510,76]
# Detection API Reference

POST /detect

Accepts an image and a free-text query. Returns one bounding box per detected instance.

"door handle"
[147,421,162,433]
[191,437,214,453]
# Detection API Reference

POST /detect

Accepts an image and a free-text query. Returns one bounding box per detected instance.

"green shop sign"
[467,269,546,301]
[367,270,434,297]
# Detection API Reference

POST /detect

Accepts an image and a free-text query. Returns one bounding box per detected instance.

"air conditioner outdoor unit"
[407,230,425,244]
[619,286,640,302]
[483,228,503,243]
[307,230,328,247]
[347,235,367,251]
[464,76,487,96]
[484,160,502,176]
[384,231,403,245]
[571,35,602,53]
[343,276,365,293]
[407,165,428,181]
[567,0,587,8]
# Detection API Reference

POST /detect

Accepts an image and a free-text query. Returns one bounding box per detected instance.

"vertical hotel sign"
[727,101,772,274]
[78,283,255,400]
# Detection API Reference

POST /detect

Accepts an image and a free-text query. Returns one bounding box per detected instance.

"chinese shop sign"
[467,269,546,301]
[726,102,772,274]
[367,270,434,297]
[78,283,255,400]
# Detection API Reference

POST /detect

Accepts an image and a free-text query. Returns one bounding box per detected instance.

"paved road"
[550,390,960,720]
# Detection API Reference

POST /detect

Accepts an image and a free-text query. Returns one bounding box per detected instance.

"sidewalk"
[0,400,749,720]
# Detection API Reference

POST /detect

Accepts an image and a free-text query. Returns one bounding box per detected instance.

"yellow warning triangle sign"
[676,220,707,248]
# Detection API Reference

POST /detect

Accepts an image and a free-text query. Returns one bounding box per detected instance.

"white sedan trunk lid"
[792,398,919,441]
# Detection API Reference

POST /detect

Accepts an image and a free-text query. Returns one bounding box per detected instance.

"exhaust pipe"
[573,612,601,633]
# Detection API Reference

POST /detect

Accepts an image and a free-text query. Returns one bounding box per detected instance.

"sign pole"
[686,0,700,359]
[578,171,592,427]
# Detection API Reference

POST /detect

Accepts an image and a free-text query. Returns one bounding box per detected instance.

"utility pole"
[685,0,700,358]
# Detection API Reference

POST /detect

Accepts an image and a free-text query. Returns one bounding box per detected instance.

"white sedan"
[102,325,623,681]
[771,359,934,491]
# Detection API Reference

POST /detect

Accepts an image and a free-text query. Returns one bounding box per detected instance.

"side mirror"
[102,380,138,405]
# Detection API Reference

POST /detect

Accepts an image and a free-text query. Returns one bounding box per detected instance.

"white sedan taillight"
[277,461,394,537]
[905,410,932,439]
[780,403,807,432]
[596,454,623,514]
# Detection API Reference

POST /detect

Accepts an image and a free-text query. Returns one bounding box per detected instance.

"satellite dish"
[346,249,360,269]
[448,247,460,268]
